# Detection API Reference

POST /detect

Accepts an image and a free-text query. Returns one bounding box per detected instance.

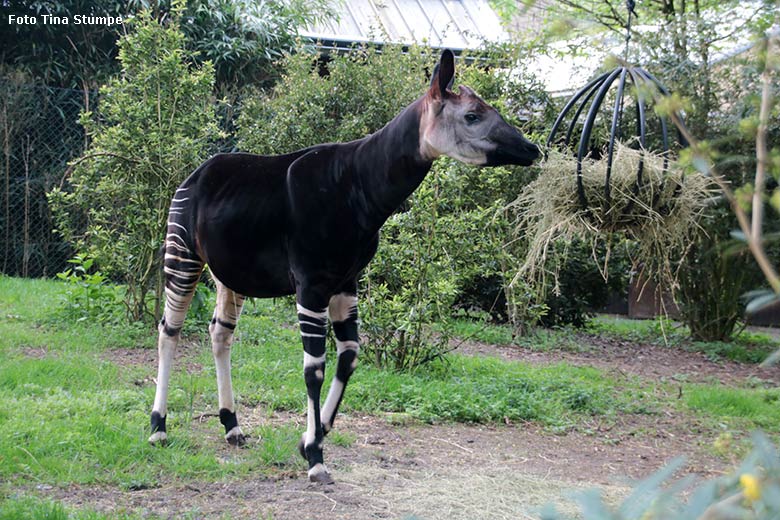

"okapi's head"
[419,49,540,167]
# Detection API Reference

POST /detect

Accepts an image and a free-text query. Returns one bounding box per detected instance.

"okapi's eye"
[464,113,480,124]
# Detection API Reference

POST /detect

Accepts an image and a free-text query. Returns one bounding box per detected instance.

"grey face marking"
[419,64,540,167]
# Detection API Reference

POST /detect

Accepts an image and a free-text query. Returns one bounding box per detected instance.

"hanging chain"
[624,0,637,62]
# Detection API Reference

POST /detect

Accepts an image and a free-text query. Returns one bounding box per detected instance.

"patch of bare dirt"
[20,337,205,374]
[40,409,730,520]
[21,345,54,359]
[455,333,780,386]
[101,340,203,374]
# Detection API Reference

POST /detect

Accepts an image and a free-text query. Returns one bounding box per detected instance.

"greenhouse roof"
[301,0,508,53]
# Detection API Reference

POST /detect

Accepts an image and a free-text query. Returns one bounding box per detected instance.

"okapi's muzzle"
[485,125,541,167]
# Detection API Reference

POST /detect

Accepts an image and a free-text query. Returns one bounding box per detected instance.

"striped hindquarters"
[160,186,203,336]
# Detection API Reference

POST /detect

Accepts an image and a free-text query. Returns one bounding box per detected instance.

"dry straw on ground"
[512,142,718,290]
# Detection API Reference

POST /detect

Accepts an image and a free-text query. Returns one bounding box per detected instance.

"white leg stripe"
[214,342,234,411]
[296,304,327,320]
[211,279,245,412]
[328,294,358,322]
[299,318,326,328]
[166,242,191,253]
[305,397,317,444]
[166,233,187,245]
[149,431,168,444]
[164,254,201,264]
[303,352,326,368]
[152,334,178,415]
[335,339,359,354]
[321,378,344,427]
[163,267,200,278]
[308,463,329,478]
[225,426,243,441]
[300,332,326,338]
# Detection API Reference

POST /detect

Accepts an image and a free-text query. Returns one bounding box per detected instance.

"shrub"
[677,218,757,342]
[182,0,333,91]
[539,239,630,328]
[361,170,458,371]
[55,254,123,325]
[48,4,221,322]
[237,43,432,154]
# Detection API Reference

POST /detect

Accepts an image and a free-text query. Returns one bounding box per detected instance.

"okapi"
[149,49,540,483]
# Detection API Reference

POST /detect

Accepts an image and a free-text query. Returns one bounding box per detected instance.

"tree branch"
[551,0,625,35]
[751,44,773,245]
[59,152,140,189]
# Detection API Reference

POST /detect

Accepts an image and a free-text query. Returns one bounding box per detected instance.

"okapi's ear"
[430,49,455,99]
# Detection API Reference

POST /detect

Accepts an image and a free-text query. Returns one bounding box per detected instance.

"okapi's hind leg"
[149,198,204,445]
[210,278,247,446]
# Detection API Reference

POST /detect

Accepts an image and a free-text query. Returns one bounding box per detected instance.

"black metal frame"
[545,65,688,211]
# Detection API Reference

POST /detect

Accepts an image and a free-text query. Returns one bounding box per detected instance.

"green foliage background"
[48,6,220,321]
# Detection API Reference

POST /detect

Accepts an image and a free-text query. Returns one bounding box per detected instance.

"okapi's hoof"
[148,431,168,446]
[225,426,247,447]
[308,463,334,484]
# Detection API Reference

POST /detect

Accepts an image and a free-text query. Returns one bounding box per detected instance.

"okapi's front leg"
[210,279,246,446]
[321,292,359,434]
[296,299,333,483]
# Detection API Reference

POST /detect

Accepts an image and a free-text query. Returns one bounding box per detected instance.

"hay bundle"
[514,142,718,288]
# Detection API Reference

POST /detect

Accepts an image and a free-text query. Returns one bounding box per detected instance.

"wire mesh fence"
[0,81,95,278]
[0,79,242,280]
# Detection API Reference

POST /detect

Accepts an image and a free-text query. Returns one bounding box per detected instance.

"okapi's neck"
[352,97,434,233]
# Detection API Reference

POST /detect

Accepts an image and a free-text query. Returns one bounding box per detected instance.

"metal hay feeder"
[546,65,688,213]
[545,2,689,215]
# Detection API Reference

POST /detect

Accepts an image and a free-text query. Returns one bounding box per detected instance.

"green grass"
[687,339,777,364]
[0,275,652,490]
[445,317,588,352]
[0,495,230,519]
[684,385,780,430]
[586,314,686,344]
[0,496,116,520]
[588,314,779,353]
[445,318,516,345]
[1,274,778,512]
[443,313,780,433]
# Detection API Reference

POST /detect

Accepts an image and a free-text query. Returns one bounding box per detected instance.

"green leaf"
[617,457,687,518]
[575,489,615,520]
[770,189,780,213]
